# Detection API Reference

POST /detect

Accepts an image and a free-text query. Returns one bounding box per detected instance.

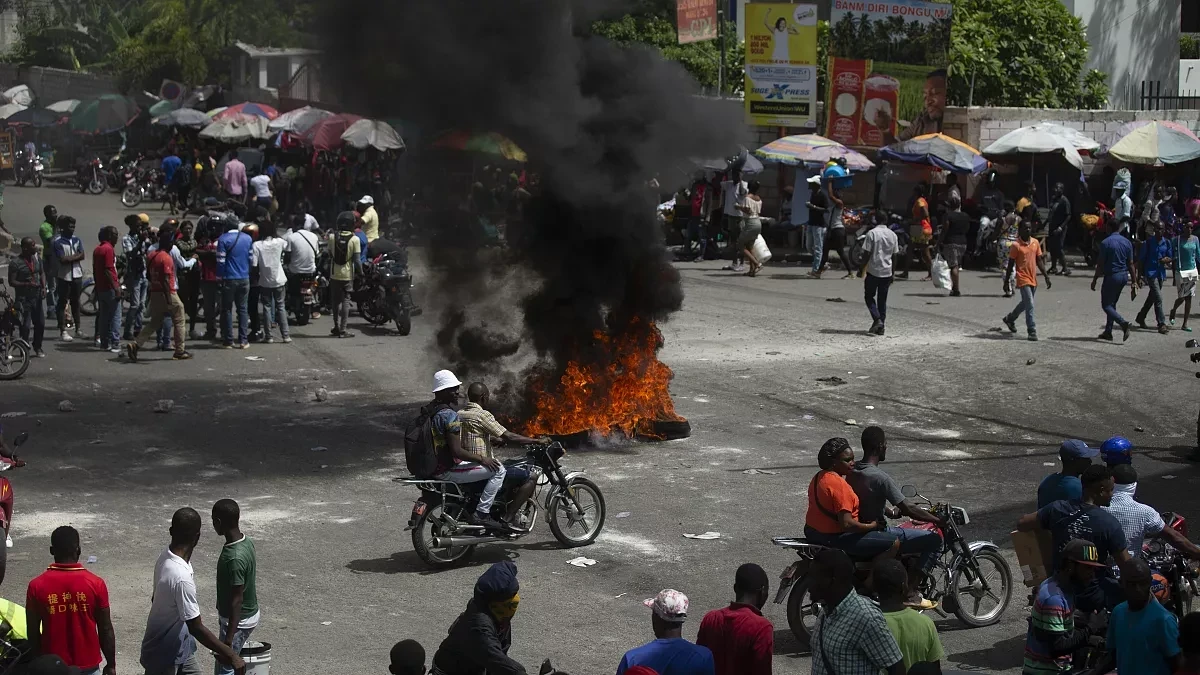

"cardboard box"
[1011,529,1054,587]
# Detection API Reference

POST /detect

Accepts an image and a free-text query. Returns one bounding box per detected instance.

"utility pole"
[718,8,726,96]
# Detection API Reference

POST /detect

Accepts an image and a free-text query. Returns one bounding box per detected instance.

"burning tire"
[641,419,691,441]
[549,477,606,547]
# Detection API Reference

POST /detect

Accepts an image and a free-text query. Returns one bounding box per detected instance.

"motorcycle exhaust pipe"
[432,535,504,548]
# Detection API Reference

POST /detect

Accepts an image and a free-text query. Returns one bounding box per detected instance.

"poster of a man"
[876,68,947,145]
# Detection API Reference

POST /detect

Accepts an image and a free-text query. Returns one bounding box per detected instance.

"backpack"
[119,236,145,279]
[333,231,354,266]
[404,403,452,478]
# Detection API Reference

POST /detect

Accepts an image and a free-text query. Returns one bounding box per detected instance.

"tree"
[948,0,1108,109]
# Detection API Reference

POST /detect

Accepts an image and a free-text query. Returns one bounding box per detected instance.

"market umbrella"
[46,99,80,114]
[2,85,32,107]
[691,146,764,175]
[432,130,527,162]
[878,133,989,174]
[982,126,1084,171]
[213,102,279,121]
[5,107,65,128]
[341,119,405,151]
[754,134,875,171]
[152,107,212,129]
[1026,123,1100,153]
[0,103,27,121]
[148,99,177,118]
[198,114,271,143]
[301,113,364,151]
[269,105,332,134]
[1098,120,1200,166]
[205,106,228,118]
[69,95,140,134]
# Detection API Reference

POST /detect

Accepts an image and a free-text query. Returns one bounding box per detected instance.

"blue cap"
[1060,439,1098,459]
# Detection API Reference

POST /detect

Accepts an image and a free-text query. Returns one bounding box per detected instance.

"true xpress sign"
[744,3,818,127]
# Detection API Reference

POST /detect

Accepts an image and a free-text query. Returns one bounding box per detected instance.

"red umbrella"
[301,113,364,150]
[213,102,279,121]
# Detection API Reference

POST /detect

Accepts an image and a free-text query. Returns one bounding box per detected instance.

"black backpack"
[333,231,354,266]
[404,403,452,478]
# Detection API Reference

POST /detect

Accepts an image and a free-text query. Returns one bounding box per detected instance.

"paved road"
[2,186,1199,674]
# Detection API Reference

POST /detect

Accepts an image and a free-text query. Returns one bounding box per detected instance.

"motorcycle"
[773,484,1012,647]
[121,167,167,208]
[0,284,31,380]
[373,252,415,336]
[1144,511,1198,619]
[76,157,105,195]
[287,274,317,326]
[106,152,142,193]
[0,431,26,547]
[398,441,606,568]
[11,151,42,188]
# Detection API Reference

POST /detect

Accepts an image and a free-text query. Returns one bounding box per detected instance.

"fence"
[1136,80,1200,111]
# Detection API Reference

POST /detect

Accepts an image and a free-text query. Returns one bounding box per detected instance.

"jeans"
[145,653,202,675]
[803,525,898,559]
[42,255,56,316]
[156,313,173,349]
[55,277,81,331]
[1048,227,1067,269]
[220,278,250,346]
[1102,274,1129,333]
[215,619,255,675]
[1137,275,1166,327]
[248,286,260,335]
[864,273,892,324]
[436,462,507,514]
[124,277,148,338]
[95,289,122,348]
[890,526,943,574]
[330,280,351,333]
[1005,285,1037,335]
[136,292,186,353]
[201,281,220,336]
[181,270,200,331]
[686,216,706,259]
[260,286,289,340]
[16,296,44,351]
[808,225,826,272]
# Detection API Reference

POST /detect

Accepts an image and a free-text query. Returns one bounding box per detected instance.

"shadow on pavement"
[346,539,566,576]
[947,633,1026,671]
[771,627,809,658]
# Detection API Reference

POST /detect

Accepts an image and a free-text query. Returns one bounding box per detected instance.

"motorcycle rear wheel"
[947,549,1012,627]
[548,477,605,547]
[411,503,476,567]
[32,174,41,188]
[121,186,143,208]
[87,179,105,195]
[358,300,389,326]
[0,339,30,380]
[79,284,98,316]
[785,576,818,649]
[395,309,411,336]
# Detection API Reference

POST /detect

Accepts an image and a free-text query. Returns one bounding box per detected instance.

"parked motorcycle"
[368,252,415,335]
[773,484,1012,647]
[398,441,606,568]
[0,284,31,380]
[76,157,105,195]
[106,152,142,193]
[1145,511,1198,619]
[121,167,166,208]
[11,151,42,188]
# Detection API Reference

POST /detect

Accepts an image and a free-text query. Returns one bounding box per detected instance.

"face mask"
[489,593,520,621]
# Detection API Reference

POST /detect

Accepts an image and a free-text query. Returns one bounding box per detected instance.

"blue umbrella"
[878,133,989,174]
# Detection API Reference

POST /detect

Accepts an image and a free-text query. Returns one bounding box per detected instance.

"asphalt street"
[2,185,1200,674]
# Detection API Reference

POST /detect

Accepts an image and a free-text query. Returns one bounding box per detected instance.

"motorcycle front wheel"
[411,503,476,568]
[121,186,143,208]
[358,299,389,326]
[785,576,818,648]
[0,339,30,380]
[548,477,605,547]
[946,548,1012,627]
[395,307,411,336]
[79,284,98,316]
[32,174,41,188]
[87,179,105,195]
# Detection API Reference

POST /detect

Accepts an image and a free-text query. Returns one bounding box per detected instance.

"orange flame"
[521,318,684,438]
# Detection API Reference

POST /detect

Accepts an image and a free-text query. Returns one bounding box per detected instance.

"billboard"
[677,0,718,44]
[743,3,818,127]
[825,0,951,148]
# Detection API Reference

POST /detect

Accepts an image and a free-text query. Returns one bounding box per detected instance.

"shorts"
[942,243,966,268]
[1180,277,1197,298]
[826,227,846,251]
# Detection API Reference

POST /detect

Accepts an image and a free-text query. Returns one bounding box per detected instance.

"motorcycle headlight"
[951,506,969,526]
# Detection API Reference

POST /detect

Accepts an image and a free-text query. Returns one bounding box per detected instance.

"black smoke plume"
[318,0,740,419]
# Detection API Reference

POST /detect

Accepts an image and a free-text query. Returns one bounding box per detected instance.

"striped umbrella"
[755,134,874,171]
[878,133,989,174]
[1099,121,1200,166]
[213,102,279,121]
[432,130,527,162]
[206,106,229,118]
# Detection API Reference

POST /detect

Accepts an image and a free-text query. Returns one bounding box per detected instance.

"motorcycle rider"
[1037,439,1096,509]
[459,383,543,524]
[1104,463,1200,563]
[430,561,527,675]
[804,438,898,562]
[1084,558,1182,675]
[1021,539,1107,675]
[846,426,944,607]
[1101,435,1133,468]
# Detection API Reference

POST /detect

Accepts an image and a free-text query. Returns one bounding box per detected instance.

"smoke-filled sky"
[318,0,741,414]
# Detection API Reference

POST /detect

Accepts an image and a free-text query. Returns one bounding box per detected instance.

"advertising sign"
[677,0,718,44]
[825,0,951,148]
[743,3,818,127]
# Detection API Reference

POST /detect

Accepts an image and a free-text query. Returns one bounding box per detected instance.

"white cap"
[432,369,462,393]
[806,175,822,185]
[358,195,374,205]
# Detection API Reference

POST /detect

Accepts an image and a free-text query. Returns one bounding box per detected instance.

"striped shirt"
[1023,577,1074,675]
[457,402,507,459]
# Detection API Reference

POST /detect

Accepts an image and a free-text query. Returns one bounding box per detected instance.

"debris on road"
[988,327,1003,332]
[315,387,329,402]
[816,376,846,385]
[245,356,265,361]
[614,512,631,519]
[844,419,858,426]
[1134,426,1145,432]
[765,351,781,355]
[567,556,598,567]
[57,400,76,413]
[826,297,846,303]
[1163,475,1177,480]
[742,469,779,475]
[683,531,721,540]
[1026,358,1037,366]
[1027,396,1033,400]
[865,405,875,410]
[86,555,97,564]
[0,412,26,418]
[320,621,332,626]
[1043,462,1056,466]
[154,399,174,414]
[311,446,328,452]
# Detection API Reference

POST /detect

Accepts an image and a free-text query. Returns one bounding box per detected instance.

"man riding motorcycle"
[1105,463,1200,564]
[457,382,544,523]
[430,561,527,675]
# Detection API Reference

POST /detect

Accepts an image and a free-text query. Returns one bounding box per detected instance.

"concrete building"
[1060,0,1181,109]
[231,42,321,100]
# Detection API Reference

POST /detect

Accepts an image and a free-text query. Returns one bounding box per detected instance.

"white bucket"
[241,641,271,675]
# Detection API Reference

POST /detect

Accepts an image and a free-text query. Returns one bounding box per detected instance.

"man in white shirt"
[252,220,290,343]
[140,508,243,675]
[862,215,899,336]
[51,216,85,340]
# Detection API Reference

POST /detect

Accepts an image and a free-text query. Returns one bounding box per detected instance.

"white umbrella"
[1027,122,1101,153]
[3,85,32,107]
[198,114,271,143]
[340,119,405,151]
[0,103,28,121]
[46,99,81,114]
[268,105,332,134]
[152,108,211,129]
[982,126,1084,170]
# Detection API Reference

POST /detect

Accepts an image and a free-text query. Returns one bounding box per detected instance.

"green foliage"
[1182,33,1200,60]
[829,12,949,66]
[948,0,1108,109]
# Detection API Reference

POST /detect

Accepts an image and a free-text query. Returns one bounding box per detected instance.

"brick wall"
[0,65,119,103]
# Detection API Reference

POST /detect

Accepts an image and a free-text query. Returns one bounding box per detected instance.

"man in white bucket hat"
[427,370,510,532]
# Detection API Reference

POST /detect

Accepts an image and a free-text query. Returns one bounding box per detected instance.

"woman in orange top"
[804,438,900,559]
[909,184,934,281]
